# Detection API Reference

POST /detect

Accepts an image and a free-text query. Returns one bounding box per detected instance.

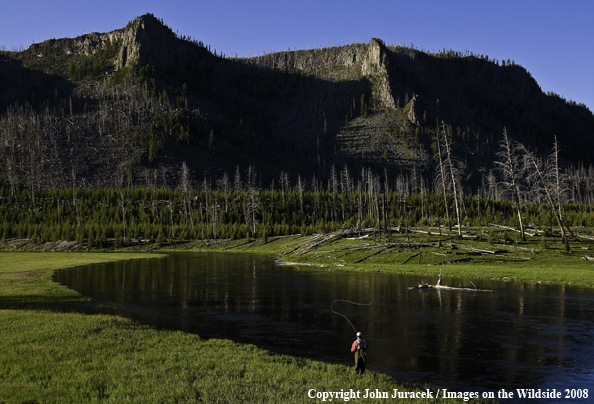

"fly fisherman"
[350,331,368,375]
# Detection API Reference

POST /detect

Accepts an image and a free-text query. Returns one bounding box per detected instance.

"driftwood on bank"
[489,223,537,237]
[329,243,381,252]
[401,252,421,264]
[346,234,370,240]
[353,246,392,263]
[219,240,253,250]
[280,229,361,257]
[408,269,493,292]
[460,245,501,254]
[438,257,473,265]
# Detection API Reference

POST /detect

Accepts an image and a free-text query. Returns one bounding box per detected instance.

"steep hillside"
[1,13,593,191]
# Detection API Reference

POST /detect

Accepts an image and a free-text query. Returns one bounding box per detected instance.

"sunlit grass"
[188,226,594,288]
[1,309,464,403]
[0,252,164,308]
[4,225,586,402]
[1,252,490,403]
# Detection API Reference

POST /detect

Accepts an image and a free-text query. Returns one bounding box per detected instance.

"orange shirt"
[351,339,368,352]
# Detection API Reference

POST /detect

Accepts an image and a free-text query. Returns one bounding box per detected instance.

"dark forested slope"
[1,13,593,191]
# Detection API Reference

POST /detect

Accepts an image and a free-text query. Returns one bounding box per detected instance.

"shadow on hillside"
[0,54,80,112]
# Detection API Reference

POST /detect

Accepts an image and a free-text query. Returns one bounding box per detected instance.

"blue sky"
[2,0,593,110]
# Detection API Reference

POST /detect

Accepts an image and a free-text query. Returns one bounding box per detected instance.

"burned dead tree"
[495,128,527,241]
[519,138,570,252]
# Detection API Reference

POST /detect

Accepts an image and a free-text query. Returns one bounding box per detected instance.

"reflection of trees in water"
[55,253,593,392]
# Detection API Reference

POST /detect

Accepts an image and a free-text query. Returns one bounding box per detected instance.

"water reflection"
[54,252,594,401]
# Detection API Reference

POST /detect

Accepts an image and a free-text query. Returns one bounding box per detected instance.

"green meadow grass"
[0,252,164,309]
[1,252,490,403]
[1,310,453,403]
[4,226,590,402]
[183,227,594,288]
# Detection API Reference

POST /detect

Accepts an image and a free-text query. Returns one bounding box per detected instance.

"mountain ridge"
[1,13,593,191]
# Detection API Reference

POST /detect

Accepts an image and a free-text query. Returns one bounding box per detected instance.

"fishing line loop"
[331,299,373,333]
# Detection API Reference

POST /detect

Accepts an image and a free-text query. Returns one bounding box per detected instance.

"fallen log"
[279,233,326,256]
[296,233,342,255]
[353,246,392,263]
[408,269,493,292]
[461,246,499,254]
[275,259,328,268]
[219,240,253,250]
[408,229,433,235]
[330,244,376,252]
[489,223,537,237]
[346,234,370,240]
[401,252,421,264]
[438,257,473,265]
[399,242,440,249]
[492,254,533,261]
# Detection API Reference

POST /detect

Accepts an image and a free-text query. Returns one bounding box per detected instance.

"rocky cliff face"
[115,15,211,74]
[1,14,593,190]
[240,31,594,179]
[249,38,396,109]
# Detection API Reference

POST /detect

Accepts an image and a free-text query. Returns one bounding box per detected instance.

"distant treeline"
[1,174,592,247]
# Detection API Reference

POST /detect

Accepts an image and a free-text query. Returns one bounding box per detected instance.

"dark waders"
[354,349,366,374]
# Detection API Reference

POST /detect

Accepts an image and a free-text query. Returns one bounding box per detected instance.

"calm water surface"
[54,252,594,401]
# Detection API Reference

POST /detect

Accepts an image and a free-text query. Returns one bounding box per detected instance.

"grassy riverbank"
[166,225,594,288]
[1,252,490,403]
[0,252,164,309]
[4,222,594,288]
[2,224,591,401]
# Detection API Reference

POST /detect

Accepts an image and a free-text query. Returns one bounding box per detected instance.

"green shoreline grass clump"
[1,252,491,403]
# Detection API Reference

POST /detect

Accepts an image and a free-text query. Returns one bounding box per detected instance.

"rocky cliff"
[1,13,593,190]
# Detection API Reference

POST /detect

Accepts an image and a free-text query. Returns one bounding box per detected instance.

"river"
[54,252,594,402]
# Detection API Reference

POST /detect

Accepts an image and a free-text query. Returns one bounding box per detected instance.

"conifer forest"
[2,14,594,250]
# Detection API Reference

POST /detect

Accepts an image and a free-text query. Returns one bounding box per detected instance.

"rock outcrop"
[2,13,593,190]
